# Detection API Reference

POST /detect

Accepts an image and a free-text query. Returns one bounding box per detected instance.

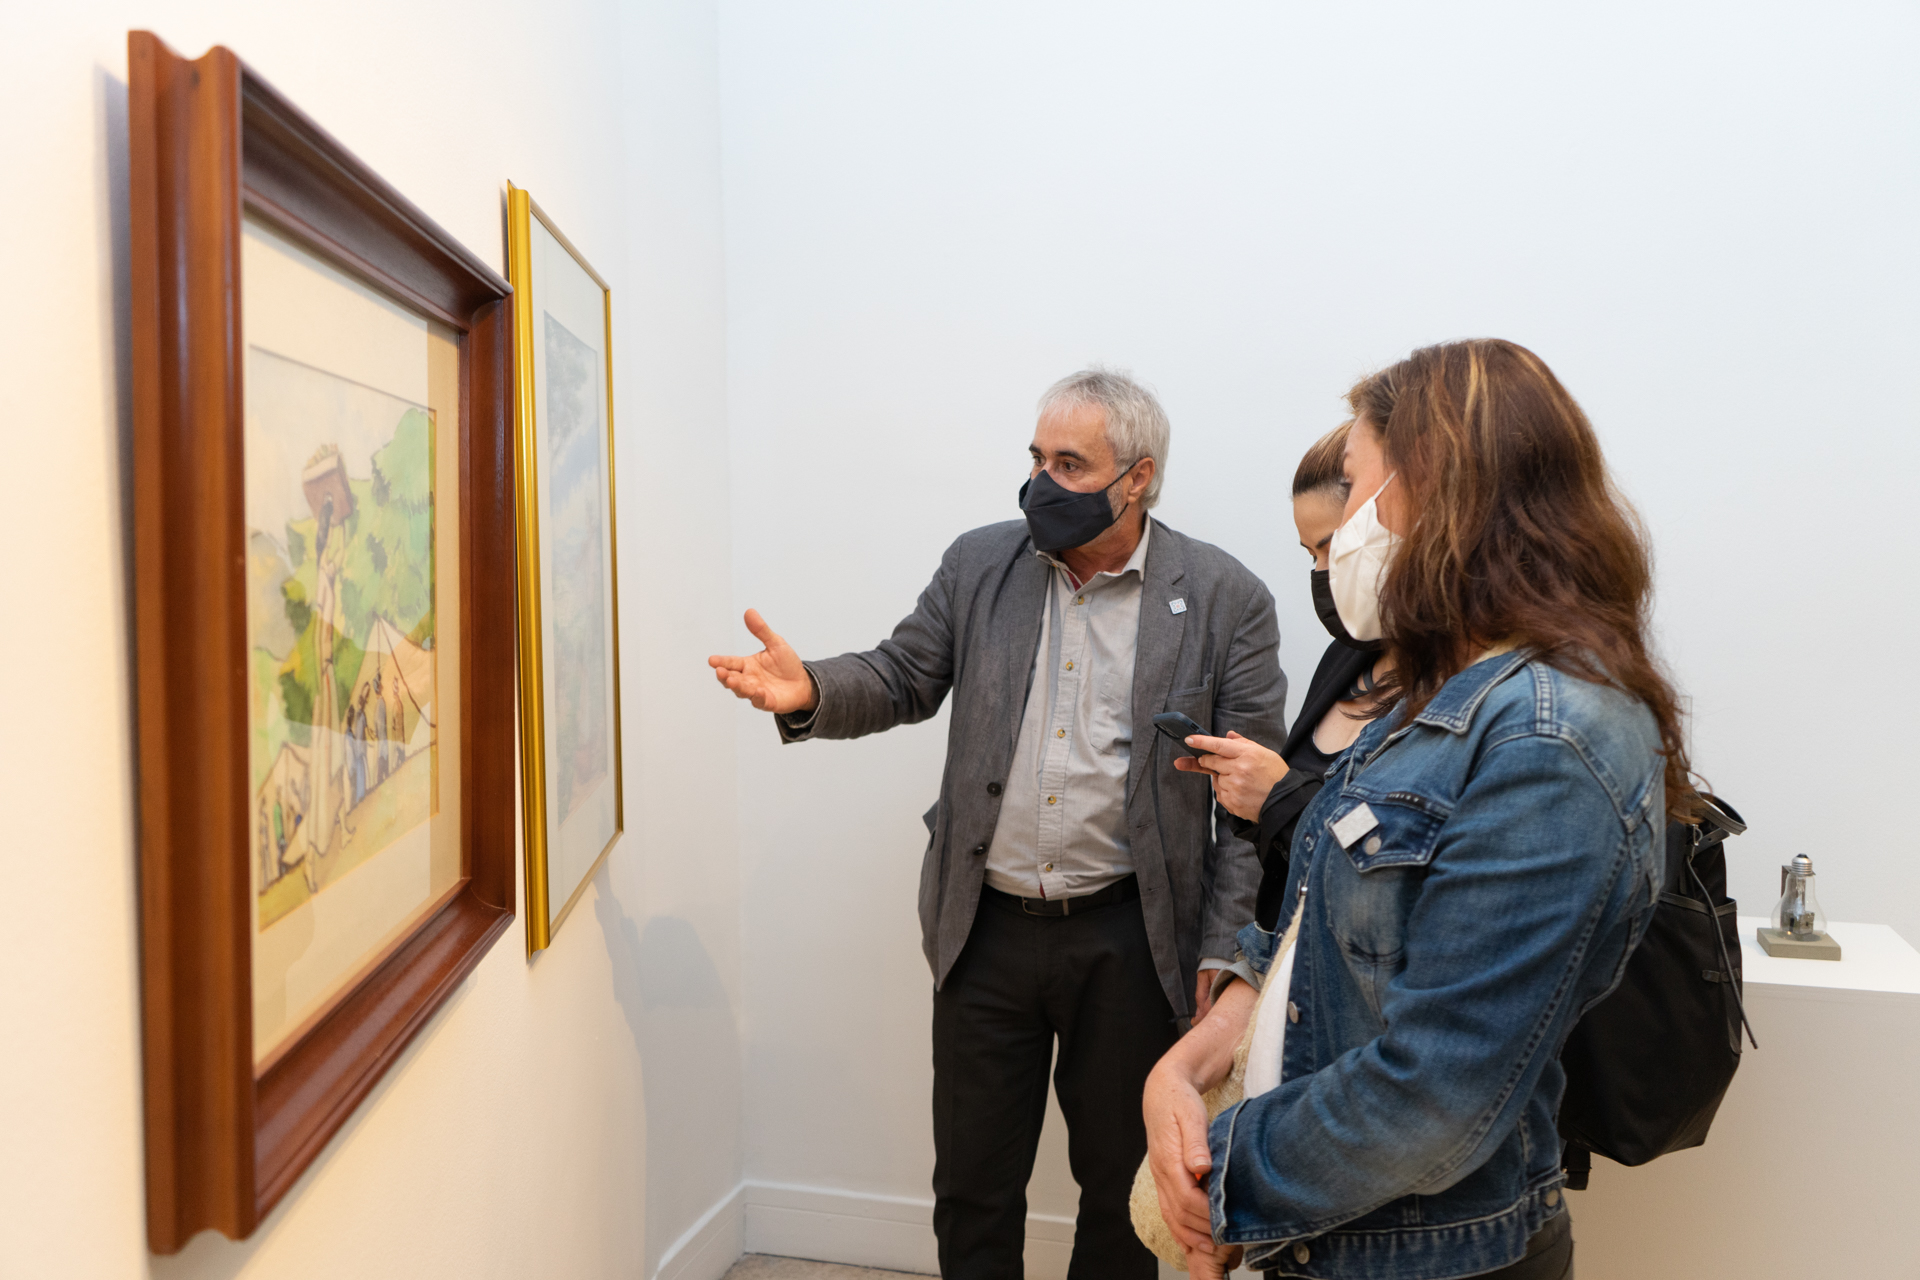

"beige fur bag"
[1129,916,1298,1272]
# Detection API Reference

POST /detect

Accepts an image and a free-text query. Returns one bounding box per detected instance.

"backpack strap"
[1686,815,1759,1051]
[1561,1141,1591,1191]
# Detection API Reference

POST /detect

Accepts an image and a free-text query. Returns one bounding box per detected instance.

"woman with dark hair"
[1145,339,1690,1280]
[1192,423,1395,932]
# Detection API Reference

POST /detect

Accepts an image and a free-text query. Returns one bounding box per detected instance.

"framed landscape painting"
[505,185,625,953]
[130,32,516,1250]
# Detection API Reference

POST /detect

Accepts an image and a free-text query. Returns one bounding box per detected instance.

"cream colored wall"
[0,1,741,1277]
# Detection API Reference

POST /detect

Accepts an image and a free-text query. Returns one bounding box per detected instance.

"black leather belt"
[983,874,1140,918]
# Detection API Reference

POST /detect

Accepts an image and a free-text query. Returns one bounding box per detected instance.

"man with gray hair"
[710,367,1285,1279]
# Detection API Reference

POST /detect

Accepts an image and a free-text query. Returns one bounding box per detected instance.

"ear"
[1126,456,1156,502]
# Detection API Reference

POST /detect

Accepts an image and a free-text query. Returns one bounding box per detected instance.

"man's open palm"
[708,609,817,714]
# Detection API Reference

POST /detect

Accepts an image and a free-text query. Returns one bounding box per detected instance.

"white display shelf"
[1578,916,1920,1279]
[1736,915,1920,995]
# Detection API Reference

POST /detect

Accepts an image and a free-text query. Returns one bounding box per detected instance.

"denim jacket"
[1209,651,1664,1279]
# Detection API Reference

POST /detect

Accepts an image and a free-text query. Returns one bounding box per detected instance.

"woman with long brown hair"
[1145,339,1689,1279]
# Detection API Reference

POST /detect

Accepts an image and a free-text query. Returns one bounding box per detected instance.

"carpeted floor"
[720,1256,936,1279]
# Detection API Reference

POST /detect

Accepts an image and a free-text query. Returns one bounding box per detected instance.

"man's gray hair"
[1036,366,1171,510]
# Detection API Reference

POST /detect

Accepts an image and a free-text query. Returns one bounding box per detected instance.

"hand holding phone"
[1151,711,1209,757]
[1162,720,1293,822]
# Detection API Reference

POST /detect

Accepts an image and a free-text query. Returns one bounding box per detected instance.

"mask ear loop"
[1334,472,1397,536]
[1107,458,1149,520]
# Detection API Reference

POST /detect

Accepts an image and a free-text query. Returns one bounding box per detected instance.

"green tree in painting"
[250,409,435,786]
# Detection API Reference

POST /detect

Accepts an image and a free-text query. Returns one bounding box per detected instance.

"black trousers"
[932,883,1178,1280]
[1482,1211,1574,1280]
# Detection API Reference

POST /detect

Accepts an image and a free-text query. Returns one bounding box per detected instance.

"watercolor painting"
[245,347,436,929]
[542,312,612,824]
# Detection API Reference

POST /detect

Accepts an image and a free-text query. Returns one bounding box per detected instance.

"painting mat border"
[506,183,625,955]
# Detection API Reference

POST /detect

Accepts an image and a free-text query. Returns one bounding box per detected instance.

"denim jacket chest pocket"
[1318,787,1450,1017]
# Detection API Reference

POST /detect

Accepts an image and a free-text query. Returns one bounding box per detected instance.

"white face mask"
[1327,474,1402,643]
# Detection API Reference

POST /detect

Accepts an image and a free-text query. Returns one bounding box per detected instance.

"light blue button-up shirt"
[982,523,1153,901]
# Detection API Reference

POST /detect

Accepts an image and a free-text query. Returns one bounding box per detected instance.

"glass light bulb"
[1772,854,1827,939]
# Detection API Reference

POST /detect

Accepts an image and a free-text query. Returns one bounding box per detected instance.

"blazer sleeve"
[1198,578,1288,958]
[777,537,962,743]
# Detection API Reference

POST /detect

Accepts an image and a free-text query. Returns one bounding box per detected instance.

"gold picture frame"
[506,184,625,953]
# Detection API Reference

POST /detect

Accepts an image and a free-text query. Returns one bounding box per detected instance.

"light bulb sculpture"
[1756,854,1842,960]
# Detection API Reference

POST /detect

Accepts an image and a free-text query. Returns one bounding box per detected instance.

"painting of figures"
[542,312,612,823]
[245,350,436,929]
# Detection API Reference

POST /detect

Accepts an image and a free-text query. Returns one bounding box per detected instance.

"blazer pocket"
[1165,671,1215,702]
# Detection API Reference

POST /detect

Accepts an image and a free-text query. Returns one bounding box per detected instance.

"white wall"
[719,0,1920,1251]
[0,1,742,1277]
[5,2,1916,1276]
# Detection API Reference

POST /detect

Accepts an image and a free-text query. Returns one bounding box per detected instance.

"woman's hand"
[1143,1058,1217,1251]
[1174,730,1289,821]
[1183,1241,1245,1280]
[1142,980,1256,1252]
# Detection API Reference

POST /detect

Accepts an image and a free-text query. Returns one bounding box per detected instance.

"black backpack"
[1557,794,1756,1189]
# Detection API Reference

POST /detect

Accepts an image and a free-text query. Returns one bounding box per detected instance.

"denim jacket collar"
[1346,648,1534,775]
[1409,648,1534,734]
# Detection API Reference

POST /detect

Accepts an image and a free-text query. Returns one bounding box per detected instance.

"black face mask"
[1311,568,1384,652]
[1019,467,1129,553]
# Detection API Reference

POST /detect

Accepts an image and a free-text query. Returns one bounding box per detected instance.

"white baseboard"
[662,1181,1215,1280]
[656,1183,746,1280]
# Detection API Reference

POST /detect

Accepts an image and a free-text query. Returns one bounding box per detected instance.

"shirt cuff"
[1209,957,1259,1000]
[776,668,824,739]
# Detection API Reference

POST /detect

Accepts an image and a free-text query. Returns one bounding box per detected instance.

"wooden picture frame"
[505,185,625,954]
[128,32,516,1252]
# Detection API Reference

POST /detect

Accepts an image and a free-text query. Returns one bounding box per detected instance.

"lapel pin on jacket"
[1168,598,1186,614]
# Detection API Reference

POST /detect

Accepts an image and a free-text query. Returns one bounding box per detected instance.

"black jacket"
[1236,639,1378,929]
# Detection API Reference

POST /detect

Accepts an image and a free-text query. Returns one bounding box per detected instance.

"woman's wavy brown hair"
[1348,339,1696,818]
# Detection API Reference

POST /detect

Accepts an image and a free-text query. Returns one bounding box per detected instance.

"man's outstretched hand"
[709,609,818,715]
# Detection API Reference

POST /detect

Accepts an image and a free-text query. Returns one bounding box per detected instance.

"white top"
[1244,903,1303,1100]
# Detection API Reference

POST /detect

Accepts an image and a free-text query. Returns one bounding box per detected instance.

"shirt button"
[1056,729,1066,738]
[1043,862,1054,872]
[1064,660,1075,671]
[1287,1001,1301,1023]
[1364,835,1382,855]
[986,782,1003,796]
[1047,796,1058,806]
[1076,595,1085,605]
[972,844,988,856]
[1546,1188,1561,1207]
[1293,1243,1311,1264]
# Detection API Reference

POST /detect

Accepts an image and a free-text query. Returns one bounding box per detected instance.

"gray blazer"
[782,517,1287,1017]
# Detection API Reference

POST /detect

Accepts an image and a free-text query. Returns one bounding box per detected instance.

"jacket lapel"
[1129,520,1188,801]
[998,543,1052,759]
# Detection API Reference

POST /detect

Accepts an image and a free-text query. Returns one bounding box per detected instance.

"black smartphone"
[1151,711,1210,756]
